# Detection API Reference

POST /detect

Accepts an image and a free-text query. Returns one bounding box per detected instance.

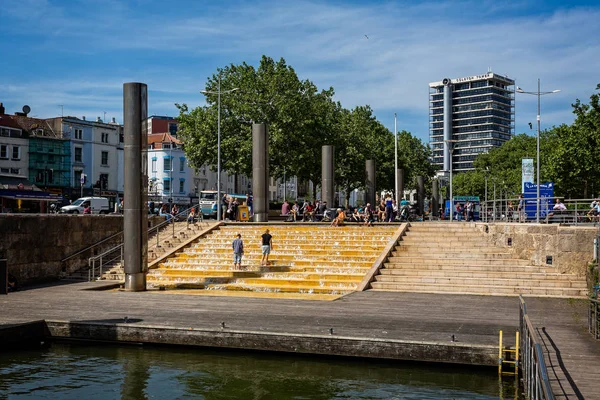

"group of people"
[280,195,412,224]
[231,228,273,270]
[454,200,475,221]
[222,194,253,222]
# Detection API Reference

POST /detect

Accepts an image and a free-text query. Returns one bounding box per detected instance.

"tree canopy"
[451,83,600,199]
[175,56,436,198]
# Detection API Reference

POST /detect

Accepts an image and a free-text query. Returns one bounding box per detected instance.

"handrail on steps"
[87,204,203,281]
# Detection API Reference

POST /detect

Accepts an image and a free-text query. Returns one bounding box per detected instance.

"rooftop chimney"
[82,116,86,121]
[111,117,116,124]
[97,117,102,122]
[0,103,5,115]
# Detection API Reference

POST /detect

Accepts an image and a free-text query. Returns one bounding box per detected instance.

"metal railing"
[61,230,124,264]
[481,197,600,225]
[589,298,600,340]
[519,295,555,400]
[88,204,203,281]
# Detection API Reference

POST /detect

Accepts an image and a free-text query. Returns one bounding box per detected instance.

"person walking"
[232,233,244,270]
[260,228,273,266]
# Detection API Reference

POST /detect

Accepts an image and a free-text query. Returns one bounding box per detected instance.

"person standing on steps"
[260,228,273,266]
[232,233,244,270]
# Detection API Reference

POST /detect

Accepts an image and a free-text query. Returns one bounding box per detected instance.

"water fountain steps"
[147,225,398,299]
[370,223,587,298]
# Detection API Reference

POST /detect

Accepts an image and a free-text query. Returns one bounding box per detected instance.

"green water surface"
[0,342,518,399]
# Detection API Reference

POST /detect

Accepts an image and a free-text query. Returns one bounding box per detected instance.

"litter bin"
[238,205,250,221]
[0,259,7,295]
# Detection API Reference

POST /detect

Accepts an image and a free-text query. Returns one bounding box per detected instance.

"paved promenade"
[1,282,518,346]
[525,297,600,400]
[1,282,599,398]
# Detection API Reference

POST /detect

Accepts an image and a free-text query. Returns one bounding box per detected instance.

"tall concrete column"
[417,176,425,216]
[398,169,405,200]
[432,179,439,217]
[321,145,335,206]
[123,82,148,292]
[252,123,269,222]
[365,160,376,207]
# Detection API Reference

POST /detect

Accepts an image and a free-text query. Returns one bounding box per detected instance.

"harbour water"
[0,342,518,399]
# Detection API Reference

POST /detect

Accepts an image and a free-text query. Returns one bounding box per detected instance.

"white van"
[60,197,110,214]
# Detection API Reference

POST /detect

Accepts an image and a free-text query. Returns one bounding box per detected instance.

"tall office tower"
[429,72,515,173]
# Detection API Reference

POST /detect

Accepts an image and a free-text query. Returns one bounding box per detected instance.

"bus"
[199,190,248,219]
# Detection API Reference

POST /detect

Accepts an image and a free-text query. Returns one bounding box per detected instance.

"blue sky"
[1,0,599,144]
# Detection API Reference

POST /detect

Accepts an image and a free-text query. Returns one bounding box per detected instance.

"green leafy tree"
[176,56,338,190]
[395,131,436,192]
[546,84,600,198]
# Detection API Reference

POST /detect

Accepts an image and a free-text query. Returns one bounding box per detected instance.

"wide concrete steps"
[370,283,587,298]
[148,224,399,299]
[394,246,509,254]
[369,223,587,298]
[373,275,586,289]
[379,268,576,279]
[398,241,492,248]
[151,269,365,281]
[148,281,356,295]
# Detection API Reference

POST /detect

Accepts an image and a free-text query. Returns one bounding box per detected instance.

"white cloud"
[1,0,599,142]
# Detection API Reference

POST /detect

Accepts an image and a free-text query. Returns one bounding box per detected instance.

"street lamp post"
[200,74,239,221]
[516,80,560,223]
[444,139,457,221]
[394,113,399,205]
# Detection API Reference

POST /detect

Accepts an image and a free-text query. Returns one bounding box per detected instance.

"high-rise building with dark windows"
[429,72,515,173]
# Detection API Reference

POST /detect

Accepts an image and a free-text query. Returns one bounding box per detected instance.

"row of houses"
[0,103,305,214]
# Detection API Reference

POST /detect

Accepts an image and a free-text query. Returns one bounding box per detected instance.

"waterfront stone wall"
[480,223,597,275]
[0,215,124,285]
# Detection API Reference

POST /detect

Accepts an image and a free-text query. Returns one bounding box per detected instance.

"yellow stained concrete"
[147,224,397,300]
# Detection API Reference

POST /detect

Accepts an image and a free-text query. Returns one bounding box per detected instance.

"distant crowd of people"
[279,193,418,225]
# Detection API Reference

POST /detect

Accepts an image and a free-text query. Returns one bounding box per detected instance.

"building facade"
[429,72,515,173]
[147,133,195,206]
[143,115,178,136]
[0,110,28,183]
[47,116,123,205]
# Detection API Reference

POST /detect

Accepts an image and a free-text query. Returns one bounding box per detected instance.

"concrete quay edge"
[43,319,498,367]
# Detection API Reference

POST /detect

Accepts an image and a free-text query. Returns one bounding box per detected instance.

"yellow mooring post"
[498,330,503,375]
[514,331,519,375]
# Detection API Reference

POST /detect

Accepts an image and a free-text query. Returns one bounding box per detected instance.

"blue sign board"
[523,182,554,220]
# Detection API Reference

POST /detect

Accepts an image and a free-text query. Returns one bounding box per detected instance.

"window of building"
[169,123,178,135]
[74,147,82,162]
[101,151,108,165]
[163,179,171,192]
[152,159,157,172]
[0,144,7,159]
[101,133,109,143]
[0,168,7,173]
[163,143,171,149]
[179,158,185,172]
[10,168,19,174]
[179,180,185,193]
[11,146,20,160]
[75,128,83,139]
[48,154,55,164]
[164,157,172,171]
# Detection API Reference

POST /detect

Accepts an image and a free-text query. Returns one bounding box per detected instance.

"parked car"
[59,197,110,214]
